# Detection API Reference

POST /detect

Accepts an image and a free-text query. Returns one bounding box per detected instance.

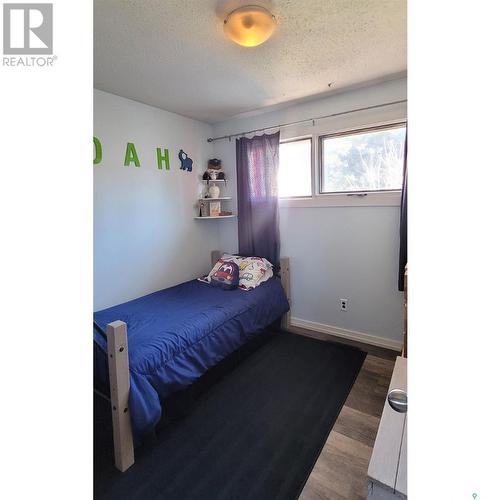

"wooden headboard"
[210,250,291,330]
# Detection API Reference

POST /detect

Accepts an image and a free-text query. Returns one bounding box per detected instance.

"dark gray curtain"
[398,132,408,291]
[236,132,280,266]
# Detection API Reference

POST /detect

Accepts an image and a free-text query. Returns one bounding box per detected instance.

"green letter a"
[124,142,140,167]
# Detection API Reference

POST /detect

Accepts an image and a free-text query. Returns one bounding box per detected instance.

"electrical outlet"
[340,299,348,311]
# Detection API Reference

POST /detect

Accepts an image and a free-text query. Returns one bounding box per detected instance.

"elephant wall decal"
[178,150,193,172]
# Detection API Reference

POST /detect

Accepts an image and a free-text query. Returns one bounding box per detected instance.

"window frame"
[318,121,407,196]
[278,136,314,199]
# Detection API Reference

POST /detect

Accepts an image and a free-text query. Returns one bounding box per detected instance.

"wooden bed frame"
[104,252,291,472]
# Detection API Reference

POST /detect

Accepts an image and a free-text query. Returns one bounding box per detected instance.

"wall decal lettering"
[178,150,193,172]
[93,138,185,172]
[156,148,170,170]
[93,137,102,165]
[124,142,141,167]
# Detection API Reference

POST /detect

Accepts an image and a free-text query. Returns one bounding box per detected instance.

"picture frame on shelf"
[209,201,221,217]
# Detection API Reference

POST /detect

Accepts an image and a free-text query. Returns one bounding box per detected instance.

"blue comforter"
[94,277,289,436]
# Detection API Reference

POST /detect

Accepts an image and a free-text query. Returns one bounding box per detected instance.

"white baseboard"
[290,317,402,351]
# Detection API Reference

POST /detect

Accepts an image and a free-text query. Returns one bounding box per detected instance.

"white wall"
[94,90,217,310]
[213,78,407,346]
[94,80,406,345]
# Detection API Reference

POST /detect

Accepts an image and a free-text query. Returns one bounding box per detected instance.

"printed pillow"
[221,253,273,269]
[202,254,274,290]
[209,260,239,290]
[237,257,270,290]
[225,254,275,289]
[252,257,273,286]
[219,253,243,267]
[206,257,236,282]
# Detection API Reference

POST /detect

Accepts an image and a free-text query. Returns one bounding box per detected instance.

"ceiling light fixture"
[223,5,276,47]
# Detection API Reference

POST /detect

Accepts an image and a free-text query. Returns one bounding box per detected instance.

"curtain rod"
[206,99,407,143]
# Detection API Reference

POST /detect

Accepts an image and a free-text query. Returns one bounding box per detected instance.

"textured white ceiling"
[94,0,406,123]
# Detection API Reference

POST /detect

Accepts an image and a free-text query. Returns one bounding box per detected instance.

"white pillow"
[221,254,274,290]
[222,253,273,270]
[202,254,274,290]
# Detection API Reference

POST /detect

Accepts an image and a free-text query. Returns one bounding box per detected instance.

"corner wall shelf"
[194,215,237,220]
[198,197,232,201]
[198,173,233,218]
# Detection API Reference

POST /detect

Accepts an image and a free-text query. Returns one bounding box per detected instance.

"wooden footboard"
[106,320,134,472]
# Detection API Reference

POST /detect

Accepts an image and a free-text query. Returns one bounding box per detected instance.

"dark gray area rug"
[94,331,366,500]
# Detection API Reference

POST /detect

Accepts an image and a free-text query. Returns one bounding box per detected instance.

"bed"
[93,253,290,472]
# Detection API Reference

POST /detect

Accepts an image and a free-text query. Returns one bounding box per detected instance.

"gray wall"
[213,78,407,345]
[93,90,217,310]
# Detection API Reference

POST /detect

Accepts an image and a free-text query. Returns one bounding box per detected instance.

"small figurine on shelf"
[208,158,221,169]
[203,158,225,184]
[199,200,209,217]
[208,183,220,198]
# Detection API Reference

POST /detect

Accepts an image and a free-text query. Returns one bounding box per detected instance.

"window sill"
[279,191,401,208]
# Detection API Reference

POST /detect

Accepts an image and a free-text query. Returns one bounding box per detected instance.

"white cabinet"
[367,356,407,499]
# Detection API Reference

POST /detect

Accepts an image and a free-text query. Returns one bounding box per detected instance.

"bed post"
[211,249,222,267]
[106,320,135,472]
[280,257,291,330]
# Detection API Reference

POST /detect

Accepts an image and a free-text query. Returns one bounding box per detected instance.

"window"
[320,124,406,194]
[278,138,312,198]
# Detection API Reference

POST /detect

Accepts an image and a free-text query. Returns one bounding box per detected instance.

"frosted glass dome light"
[223,5,277,47]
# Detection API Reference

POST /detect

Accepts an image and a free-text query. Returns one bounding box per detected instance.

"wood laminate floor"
[291,327,397,500]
